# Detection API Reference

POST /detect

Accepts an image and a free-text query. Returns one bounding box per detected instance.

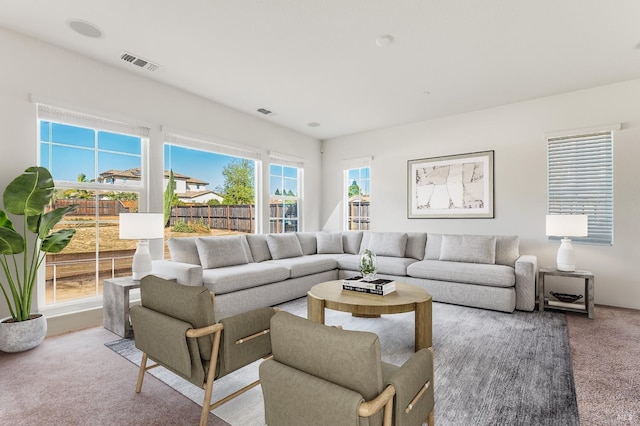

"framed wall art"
[407,150,494,218]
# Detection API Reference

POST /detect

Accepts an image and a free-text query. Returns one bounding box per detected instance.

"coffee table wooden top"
[308,280,431,316]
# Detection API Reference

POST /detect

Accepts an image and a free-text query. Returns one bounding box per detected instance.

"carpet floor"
[107,297,579,426]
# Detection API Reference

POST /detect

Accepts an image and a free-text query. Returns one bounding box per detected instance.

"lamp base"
[131,240,153,281]
[556,238,576,272]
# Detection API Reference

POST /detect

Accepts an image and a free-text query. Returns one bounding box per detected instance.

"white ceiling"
[1,1,640,140]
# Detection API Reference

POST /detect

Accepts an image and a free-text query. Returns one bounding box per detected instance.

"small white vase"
[0,314,47,353]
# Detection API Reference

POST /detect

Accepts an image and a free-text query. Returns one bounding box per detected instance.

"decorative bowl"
[550,292,583,303]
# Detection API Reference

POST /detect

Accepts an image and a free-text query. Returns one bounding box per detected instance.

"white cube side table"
[538,268,594,319]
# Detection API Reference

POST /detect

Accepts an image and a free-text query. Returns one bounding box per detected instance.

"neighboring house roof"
[349,194,370,202]
[100,168,209,186]
[176,190,223,200]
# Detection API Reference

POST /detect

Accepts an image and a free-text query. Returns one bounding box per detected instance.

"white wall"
[322,79,640,310]
[0,28,322,322]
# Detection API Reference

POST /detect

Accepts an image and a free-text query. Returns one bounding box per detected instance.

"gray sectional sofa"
[151,231,537,320]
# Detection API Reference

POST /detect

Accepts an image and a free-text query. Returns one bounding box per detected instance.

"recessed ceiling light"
[375,34,394,47]
[422,91,431,95]
[67,19,103,38]
[307,122,320,127]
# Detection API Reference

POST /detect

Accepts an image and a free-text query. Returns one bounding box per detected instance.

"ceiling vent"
[257,108,273,115]
[120,51,160,72]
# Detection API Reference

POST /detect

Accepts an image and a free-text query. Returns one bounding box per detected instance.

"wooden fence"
[348,201,370,230]
[53,199,130,217]
[171,205,255,234]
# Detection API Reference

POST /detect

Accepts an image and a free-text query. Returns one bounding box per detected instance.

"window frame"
[36,102,150,315]
[268,161,302,233]
[343,157,371,231]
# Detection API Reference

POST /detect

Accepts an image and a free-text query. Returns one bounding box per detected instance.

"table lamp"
[545,214,588,272]
[119,213,165,280]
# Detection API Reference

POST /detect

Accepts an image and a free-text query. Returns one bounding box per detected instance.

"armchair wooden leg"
[427,408,434,425]
[136,353,148,393]
[200,329,222,426]
[383,398,393,426]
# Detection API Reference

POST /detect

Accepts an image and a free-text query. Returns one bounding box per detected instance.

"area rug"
[106,297,579,426]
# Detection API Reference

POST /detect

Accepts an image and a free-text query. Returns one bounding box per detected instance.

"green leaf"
[40,228,76,253]
[0,226,25,254]
[26,214,41,234]
[0,210,16,232]
[37,205,79,239]
[3,167,54,217]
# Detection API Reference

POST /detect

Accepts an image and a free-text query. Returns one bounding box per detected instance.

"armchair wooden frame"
[357,347,435,426]
[134,295,278,426]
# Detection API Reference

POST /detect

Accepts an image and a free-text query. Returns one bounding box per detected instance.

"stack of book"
[342,276,396,296]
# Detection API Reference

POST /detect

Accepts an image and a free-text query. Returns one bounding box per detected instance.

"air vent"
[257,108,273,115]
[120,51,160,72]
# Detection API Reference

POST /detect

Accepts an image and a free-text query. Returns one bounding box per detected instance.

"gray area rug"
[106,297,578,426]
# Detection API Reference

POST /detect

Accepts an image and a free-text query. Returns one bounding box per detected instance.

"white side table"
[103,277,140,338]
[538,268,594,319]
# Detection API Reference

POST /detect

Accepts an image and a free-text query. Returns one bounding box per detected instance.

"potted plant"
[0,167,77,352]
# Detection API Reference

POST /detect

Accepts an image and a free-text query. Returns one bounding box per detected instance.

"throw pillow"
[368,232,408,257]
[296,232,318,255]
[424,233,443,260]
[246,234,272,263]
[316,232,344,254]
[196,236,249,269]
[439,234,497,264]
[167,237,201,265]
[266,233,304,259]
[342,231,363,254]
[405,232,428,260]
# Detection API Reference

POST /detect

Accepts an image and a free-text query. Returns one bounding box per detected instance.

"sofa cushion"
[296,232,317,255]
[202,263,290,295]
[266,256,338,279]
[246,234,272,263]
[495,235,520,267]
[196,236,249,269]
[407,260,515,288]
[439,234,496,264]
[405,232,427,260]
[316,232,344,254]
[368,232,408,257]
[358,231,372,254]
[337,254,417,276]
[266,233,304,260]
[424,233,443,260]
[342,231,364,254]
[167,237,201,265]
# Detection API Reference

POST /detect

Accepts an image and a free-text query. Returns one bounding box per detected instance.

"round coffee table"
[307,280,432,351]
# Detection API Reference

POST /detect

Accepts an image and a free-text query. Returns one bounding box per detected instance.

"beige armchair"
[259,311,435,426]
[130,275,276,426]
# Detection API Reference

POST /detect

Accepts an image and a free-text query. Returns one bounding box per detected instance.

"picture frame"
[407,150,494,218]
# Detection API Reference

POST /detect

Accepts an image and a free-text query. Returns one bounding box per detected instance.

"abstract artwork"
[407,150,494,218]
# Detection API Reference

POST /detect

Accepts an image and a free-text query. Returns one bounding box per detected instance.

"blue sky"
[39,121,237,190]
[39,121,302,194]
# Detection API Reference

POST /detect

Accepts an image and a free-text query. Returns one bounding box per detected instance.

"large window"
[38,104,148,306]
[269,163,300,233]
[163,133,260,248]
[547,127,616,245]
[344,159,371,230]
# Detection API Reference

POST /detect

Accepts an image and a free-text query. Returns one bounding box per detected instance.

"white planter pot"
[0,314,47,353]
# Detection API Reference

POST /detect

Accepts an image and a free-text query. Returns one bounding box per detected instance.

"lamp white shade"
[119,213,164,280]
[119,213,165,240]
[545,214,588,272]
[545,214,588,237]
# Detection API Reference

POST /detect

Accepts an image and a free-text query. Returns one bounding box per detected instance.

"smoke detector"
[120,51,160,72]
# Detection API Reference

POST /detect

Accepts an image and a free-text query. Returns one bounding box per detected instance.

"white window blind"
[37,104,150,138]
[164,131,261,161]
[547,131,613,245]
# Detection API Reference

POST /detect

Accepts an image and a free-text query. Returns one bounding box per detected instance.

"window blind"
[164,131,261,161]
[37,104,150,138]
[547,131,613,245]
[268,151,304,168]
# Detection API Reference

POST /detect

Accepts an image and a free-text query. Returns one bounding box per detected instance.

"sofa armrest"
[151,260,203,286]
[515,255,538,311]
